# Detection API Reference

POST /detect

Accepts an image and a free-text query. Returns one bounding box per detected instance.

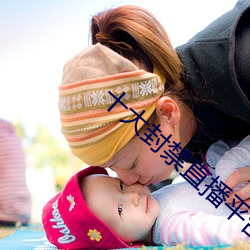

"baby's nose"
[126,191,140,206]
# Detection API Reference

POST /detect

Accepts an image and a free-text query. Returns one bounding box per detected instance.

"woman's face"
[100,93,183,186]
[100,126,180,185]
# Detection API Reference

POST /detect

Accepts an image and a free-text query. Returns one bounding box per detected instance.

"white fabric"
[152,135,250,246]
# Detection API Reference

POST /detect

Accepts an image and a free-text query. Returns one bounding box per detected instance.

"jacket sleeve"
[215,135,250,190]
[158,209,249,246]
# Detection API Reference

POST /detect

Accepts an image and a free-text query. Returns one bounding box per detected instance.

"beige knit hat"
[59,43,165,165]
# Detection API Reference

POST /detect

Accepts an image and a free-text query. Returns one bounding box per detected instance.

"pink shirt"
[0,119,31,224]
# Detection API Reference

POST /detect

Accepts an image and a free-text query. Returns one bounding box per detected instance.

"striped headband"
[59,43,165,165]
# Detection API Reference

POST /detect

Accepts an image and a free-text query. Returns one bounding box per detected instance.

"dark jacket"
[176,0,250,161]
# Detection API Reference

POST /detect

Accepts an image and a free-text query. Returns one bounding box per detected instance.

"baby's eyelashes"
[118,204,123,216]
[120,180,124,191]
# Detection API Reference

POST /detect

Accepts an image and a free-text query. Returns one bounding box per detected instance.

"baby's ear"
[156,96,180,127]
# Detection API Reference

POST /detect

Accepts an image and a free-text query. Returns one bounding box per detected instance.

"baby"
[42,136,250,249]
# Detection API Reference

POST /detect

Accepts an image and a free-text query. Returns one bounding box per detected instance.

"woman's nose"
[112,168,139,185]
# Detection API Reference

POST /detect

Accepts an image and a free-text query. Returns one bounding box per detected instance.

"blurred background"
[0,0,238,223]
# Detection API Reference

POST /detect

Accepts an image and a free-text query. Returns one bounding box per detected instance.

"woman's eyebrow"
[109,156,128,170]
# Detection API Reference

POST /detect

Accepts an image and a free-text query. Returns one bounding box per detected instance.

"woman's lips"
[143,177,154,186]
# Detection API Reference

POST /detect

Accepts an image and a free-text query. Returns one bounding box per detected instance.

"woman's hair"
[90,5,194,108]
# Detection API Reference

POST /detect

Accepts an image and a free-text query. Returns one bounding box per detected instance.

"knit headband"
[59,43,165,165]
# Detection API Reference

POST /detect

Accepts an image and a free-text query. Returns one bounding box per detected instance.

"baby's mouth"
[146,196,149,213]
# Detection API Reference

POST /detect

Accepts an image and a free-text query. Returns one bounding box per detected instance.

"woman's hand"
[224,166,250,211]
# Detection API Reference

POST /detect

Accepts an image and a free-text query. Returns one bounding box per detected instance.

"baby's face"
[84,174,160,244]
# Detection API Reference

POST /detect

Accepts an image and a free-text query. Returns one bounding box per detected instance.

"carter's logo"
[50,200,76,244]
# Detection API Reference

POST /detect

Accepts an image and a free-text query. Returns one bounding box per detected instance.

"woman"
[59,1,250,204]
